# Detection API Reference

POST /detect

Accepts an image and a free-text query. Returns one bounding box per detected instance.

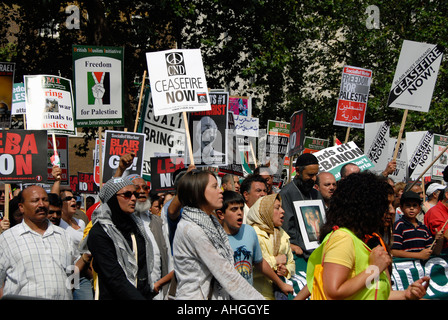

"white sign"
[388,40,443,112]
[364,121,390,176]
[146,49,211,116]
[234,115,259,138]
[406,131,433,180]
[24,75,75,135]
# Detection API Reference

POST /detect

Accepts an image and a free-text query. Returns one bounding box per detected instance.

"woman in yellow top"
[247,193,295,300]
[307,171,429,300]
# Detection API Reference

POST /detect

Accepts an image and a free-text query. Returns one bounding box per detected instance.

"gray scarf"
[80,204,154,289]
[182,206,234,264]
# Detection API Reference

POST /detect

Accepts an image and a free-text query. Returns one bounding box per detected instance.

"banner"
[12,83,26,115]
[0,129,47,182]
[288,110,306,157]
[314,141,374,180]
[388,40,443,112]
[364,121,390,176]
[186,92,228,166]
[432,134,448,179]
[406,131,434,180]
[72,45,124,127]
[102,131,146,181]
[78,172,98,194]
[139,88,185,180]
[146,48,211,116]
[334,65,372,129]
[24,75,75,135]
[0,62,15,129]
[149,156,185,193]
[47,135,69,185]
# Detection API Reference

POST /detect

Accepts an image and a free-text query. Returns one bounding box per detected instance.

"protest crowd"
[0,41,447,302]
[0,149,447,300]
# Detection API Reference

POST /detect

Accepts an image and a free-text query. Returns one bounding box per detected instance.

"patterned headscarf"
[246,193,282,256]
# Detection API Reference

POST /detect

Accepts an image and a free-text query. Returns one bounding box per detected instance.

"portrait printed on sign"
[293,200,326,250]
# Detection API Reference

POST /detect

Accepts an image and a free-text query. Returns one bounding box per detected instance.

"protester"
[279,153,323,258]
[221,173,241,193]
[149,193,162,216]
[254,165,276,194]
[339,162,360,179]
[0,196,22,233]
[0,186,80,299]
[315,172,336,210]
[424,186,448,253]
[246,193,296,300]
[393,181,407,221]
[424,182,445,210]
[84,177,157,299]
[173,169,264,299]
[307,172,430,300]
[391,191,442,259]
[216,191,293,299]
[47,193,63,226]
[240,174,268,224]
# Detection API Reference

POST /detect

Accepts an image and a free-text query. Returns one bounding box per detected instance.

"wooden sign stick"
[182,112,195,166]
[392,109,408,161]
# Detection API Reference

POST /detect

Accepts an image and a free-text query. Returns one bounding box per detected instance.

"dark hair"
[221,191,245,212]
[240,174,267,196]
[177,170,216,209]
[320,171,390,242]
[48,193,62,207]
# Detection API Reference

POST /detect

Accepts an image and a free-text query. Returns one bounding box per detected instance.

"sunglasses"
[62,196,76,202]
[116,191,139,200]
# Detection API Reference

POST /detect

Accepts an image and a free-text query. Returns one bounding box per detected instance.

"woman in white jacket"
[172,169,264,300]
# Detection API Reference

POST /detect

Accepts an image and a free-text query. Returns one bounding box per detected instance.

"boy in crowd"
[391,191,443,259]
[216,191,293,297]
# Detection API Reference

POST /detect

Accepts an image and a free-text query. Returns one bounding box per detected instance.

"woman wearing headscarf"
[84,177,156,300]
[246,193,295,300]
[173,169,264,300]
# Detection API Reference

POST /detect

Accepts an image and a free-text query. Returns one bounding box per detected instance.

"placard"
[288,110,306,157]
[0,62,15,129]
[149,156,185,193]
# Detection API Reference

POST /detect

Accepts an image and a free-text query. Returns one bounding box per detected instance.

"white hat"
[426,183,445,196]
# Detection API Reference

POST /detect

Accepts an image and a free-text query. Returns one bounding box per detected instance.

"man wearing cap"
[424,182,445,210]
[424,186,448,254]
[279,153,323,259]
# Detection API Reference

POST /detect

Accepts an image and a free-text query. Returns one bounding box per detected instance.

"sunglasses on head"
[62,196,76,202]
[116,191,139,199]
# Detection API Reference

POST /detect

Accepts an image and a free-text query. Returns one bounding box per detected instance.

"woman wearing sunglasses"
[172,169,264,300]
[83,177,157,300]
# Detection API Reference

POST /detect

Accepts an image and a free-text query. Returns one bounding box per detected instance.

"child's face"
[402,200,421,220]
[222,202,244,234]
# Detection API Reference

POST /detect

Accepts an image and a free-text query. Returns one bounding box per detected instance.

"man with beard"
[0,185,79,299]
[279,153,323,259]
[115,155,174,299]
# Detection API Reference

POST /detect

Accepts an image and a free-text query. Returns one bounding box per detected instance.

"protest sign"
[186,92,228,166]
[288,110,306,157]
[388,40,443,112]
[364,121,390,176]
[406,131,434,180]
[12,83,25,115]
[47,135,69,184]
[0,62,15,129]
[102,131,145,181]
[219,111,244,176]
[334,65,372,129]
[24,75,75,135]
[70,175,78,193]
[388,138,407,182]
[303,137,329,154]
[72,45,124,127]
[78,172,98,194]
[146,48,211,116]
[234,115,259,138]
[432,134,448,179]
[229,96,250,117]
[0,129,47,183]
[139,88,185,180]
[314,141,374,180]
[150,156,185,193]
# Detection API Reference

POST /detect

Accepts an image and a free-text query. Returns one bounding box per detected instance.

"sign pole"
[4,184,10,220]
[182,112,195,166]
[98,127,104,187]
[134,70,147,133]
[393,109,408,161]
[344,127,350,143]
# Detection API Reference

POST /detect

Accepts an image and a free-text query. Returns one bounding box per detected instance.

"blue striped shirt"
[392,217,433,252]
